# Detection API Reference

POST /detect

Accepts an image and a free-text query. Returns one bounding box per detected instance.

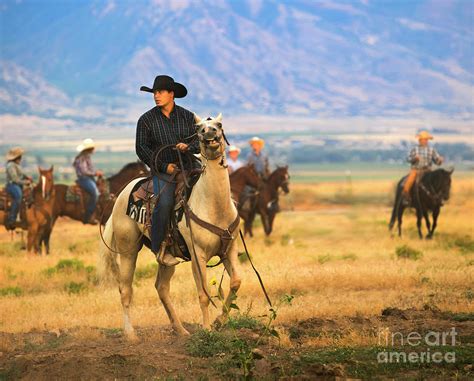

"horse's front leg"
[26,224,37,255]
[397,205,404,237]
[155,264,190,336]
[422,210,432,239]
[214,243,241,328]
[416,208,423,239]
[191,250,211,330]
[428,206,440,238]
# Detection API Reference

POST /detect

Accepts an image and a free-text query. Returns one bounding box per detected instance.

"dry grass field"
[0,169,473,380]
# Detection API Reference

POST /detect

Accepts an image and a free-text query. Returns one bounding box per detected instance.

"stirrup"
[156,242,180,267]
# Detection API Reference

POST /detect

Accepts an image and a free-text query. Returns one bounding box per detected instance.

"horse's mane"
[107,161,148,181]
[230,166,249,178]
[120,162,146,172]
[269,166,287,181]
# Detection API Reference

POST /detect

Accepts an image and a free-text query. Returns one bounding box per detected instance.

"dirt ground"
[1,307,473,380]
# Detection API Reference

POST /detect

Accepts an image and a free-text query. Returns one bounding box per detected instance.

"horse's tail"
[97,216,120,286]
[389,180,403,231]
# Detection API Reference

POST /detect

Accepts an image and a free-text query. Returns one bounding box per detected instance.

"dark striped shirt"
[135,104,199,173]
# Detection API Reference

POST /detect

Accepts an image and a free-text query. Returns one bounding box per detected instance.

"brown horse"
[242,166,290,237]
[26,166,55,255]
[40,162,149,250]
[229,164,263,202]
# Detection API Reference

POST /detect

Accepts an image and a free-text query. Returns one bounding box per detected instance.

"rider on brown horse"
[73,138,104,225]
[402,131,443,205]
[135,75,200,266]
[4,147,33,230]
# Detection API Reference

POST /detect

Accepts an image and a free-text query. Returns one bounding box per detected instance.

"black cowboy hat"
[140,75,187,98]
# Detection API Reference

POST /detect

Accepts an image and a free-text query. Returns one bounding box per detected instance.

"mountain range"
[0,0,473,146]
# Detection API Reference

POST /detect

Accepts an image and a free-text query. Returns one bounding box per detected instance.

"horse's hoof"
[425,235,433,240]
[212,316,226,330]
[175,328,190,337]
[125,331,139,342]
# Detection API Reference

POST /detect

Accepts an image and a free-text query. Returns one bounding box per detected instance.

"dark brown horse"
[242,166,290,237]
[40,161,149,250]
[389,168,453,239]
[229,165,263,202]
[26,166,55,255]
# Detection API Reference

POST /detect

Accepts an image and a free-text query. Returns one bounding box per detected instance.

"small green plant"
[340,253,357,261]
[0,286,23,297]
[186,329,235,358]
[465,289,474,302]
[64,281,86,294]
[135,262,157,280]
[318,254,332,264]
[395,245,423,260]
[42,258,86,277]
[280,234,292,246]
[454,235,474,253]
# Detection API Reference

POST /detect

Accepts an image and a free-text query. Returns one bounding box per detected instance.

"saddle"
[126,170,202,260]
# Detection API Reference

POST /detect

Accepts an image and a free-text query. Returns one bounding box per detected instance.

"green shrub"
[225,314,264,331]
[135,263,157,280]
[0,286,23,297]
[318,254,332,264]
[64,281,86,294]
[186,330,236,358]
[42,258,86,277]
[454,236,474,253]
[395,245,423,260]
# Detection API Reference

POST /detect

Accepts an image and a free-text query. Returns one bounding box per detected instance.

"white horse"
[98,113,241,339]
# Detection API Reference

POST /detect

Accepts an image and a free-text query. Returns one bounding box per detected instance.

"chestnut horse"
[229,165,263,202]
[26,166,55,255]
[39,162,149,251]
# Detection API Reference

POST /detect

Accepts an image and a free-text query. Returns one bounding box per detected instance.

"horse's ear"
[448,166,455,174]
[215,113,223,122]
[37,165,42,173]
[50,165,54,171]
[194,113,203,125]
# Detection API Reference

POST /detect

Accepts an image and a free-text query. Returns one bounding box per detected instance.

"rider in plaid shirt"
[402,131,443,203]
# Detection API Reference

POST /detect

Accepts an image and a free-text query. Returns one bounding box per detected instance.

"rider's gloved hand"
[166,163,178,174]
[176,143,188,152]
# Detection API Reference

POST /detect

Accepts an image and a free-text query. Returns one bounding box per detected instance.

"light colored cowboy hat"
[228,145,241,154]
[76,138,96,152]
[248,136,265,147]
[416,131,434,140]
[6,147,25,161]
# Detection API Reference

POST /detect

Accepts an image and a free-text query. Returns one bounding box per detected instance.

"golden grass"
[0,176,473,334]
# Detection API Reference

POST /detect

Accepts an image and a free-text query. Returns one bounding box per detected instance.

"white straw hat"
[228,145,241,153]
[76,138,96,153]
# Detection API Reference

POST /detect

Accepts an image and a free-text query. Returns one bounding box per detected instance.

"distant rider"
[402,131,443,205]
[73,138,103,225]
[5,147,32,229]
[227,145,244,174]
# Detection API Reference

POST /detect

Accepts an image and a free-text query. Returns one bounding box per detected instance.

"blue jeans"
[6,183,22,223]
[151,173,176,253]
[77,176,99,222]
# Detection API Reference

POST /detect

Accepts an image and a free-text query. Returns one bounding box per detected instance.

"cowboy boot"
[156,241,180,267]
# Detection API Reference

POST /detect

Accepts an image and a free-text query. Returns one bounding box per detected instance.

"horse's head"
[271,166,290,194]
[438,167,454,201]
[37,165,55,200]
[195,113,225,161]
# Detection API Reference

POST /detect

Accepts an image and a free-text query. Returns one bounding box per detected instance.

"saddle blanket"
[126,178,153,225]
